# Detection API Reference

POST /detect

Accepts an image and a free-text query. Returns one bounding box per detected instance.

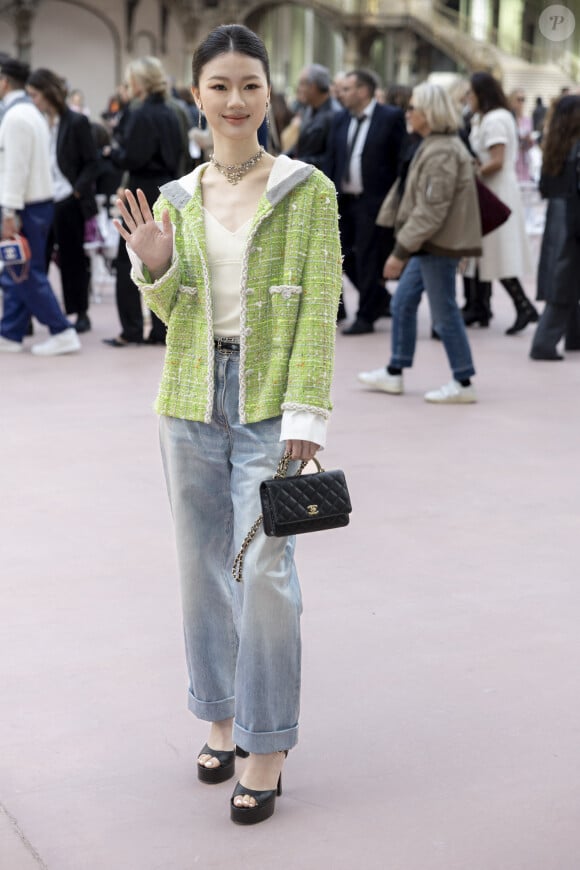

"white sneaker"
[0,336,23,353]
[31,328,81,356]
[424,379,477,404]
[358,367,403,394]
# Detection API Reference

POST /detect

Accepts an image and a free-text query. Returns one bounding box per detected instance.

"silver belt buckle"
[215,336,239,354]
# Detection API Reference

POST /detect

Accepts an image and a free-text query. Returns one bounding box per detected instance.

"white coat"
[469,108,533,281]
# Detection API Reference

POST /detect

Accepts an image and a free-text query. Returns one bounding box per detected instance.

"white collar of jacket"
[160,154,315,211]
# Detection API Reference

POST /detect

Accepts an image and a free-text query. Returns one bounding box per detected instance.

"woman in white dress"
[464,72,538,335]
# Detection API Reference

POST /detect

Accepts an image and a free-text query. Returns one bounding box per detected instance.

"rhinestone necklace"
[210,146,265,185]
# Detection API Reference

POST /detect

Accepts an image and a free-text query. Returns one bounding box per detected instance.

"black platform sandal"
[230,751,287,825]
[197,744,249,784]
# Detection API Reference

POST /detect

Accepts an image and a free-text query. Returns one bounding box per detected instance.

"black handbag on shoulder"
[232,453,352,582]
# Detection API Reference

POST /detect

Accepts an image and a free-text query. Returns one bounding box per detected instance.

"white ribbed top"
[203,207,251,337]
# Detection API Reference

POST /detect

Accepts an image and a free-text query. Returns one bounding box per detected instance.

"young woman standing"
[114,25,342,824]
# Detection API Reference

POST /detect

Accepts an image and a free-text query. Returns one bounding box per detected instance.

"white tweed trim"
[189,233,214,423]
[238,210,271,425]
[178,285,197,296]
[130,258,180,292]
[281,402,331,419]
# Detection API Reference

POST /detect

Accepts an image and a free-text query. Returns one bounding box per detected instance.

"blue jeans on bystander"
[390,254,476,382]
[0,201,72,342]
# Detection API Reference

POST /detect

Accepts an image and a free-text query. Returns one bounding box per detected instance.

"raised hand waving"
[114,188,173,280]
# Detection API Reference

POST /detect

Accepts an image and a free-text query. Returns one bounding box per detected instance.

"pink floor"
[1,277,580,870]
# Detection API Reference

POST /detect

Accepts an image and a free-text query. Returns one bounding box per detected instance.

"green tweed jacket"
[133,155,342,425]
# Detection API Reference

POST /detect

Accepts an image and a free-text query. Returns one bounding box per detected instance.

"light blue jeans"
[390,254,476,382]
[159,348,302,754]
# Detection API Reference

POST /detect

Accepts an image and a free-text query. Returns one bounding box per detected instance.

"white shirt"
[341,98,377,195]
[203,207,247,337]
[0,91,53,210]
[49,119,74,202]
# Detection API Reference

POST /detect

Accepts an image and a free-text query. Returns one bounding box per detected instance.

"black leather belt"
[214,337,240,353]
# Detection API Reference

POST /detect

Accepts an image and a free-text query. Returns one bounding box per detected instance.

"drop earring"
[197,105,204,129]
[265,102,270,128]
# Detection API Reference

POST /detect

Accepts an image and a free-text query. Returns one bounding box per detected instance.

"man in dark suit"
[325,69,406,334]
[288,64,340,170]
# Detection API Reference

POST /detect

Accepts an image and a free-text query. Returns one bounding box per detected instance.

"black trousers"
[115,237,166,343]
[114,176,170,343]
[531,302,580,354]
[338,193,394,323]
[46,195,91,315]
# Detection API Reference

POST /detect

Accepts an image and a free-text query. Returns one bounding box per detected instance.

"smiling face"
[192,51,269,141]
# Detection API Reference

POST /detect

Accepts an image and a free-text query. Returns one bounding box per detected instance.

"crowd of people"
[1,25,579,828]
[1,48,577,374]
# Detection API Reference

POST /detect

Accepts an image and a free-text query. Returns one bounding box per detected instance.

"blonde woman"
[105,57,183,346]
[359,82,481,403]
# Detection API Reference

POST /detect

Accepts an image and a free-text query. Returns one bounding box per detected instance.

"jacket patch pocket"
[269,285,302,300]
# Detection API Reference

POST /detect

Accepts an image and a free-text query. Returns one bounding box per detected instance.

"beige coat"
[376,133,482,260]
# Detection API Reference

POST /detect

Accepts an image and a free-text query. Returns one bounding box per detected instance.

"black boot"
[75,312,91,333]
[501,278,539,335]
[462,275,475,311]
[463,280,492,327]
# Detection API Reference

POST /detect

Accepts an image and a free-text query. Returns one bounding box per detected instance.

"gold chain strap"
[231,452,323,583]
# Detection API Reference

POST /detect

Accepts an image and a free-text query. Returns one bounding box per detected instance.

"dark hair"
[347,68,379,98]
[542,95,580,177]
[176,85,194,105]
[470,71,509,115]
[27,68,68,115]
[192,24,270,88]
[0,56,30,87]
[385,83,412,111]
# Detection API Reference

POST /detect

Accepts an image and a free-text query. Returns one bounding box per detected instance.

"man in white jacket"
[0,57,80,355]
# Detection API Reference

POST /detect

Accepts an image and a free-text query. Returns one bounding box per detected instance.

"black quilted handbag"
[232,452,352,582]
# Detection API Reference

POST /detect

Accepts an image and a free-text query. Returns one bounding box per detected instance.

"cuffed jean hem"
[450,364,476,381]
[389,355,414,369]
[188,690,235,723]
[233,722,299,754]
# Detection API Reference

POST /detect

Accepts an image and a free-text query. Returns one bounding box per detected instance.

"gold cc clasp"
[306,504,319,516]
